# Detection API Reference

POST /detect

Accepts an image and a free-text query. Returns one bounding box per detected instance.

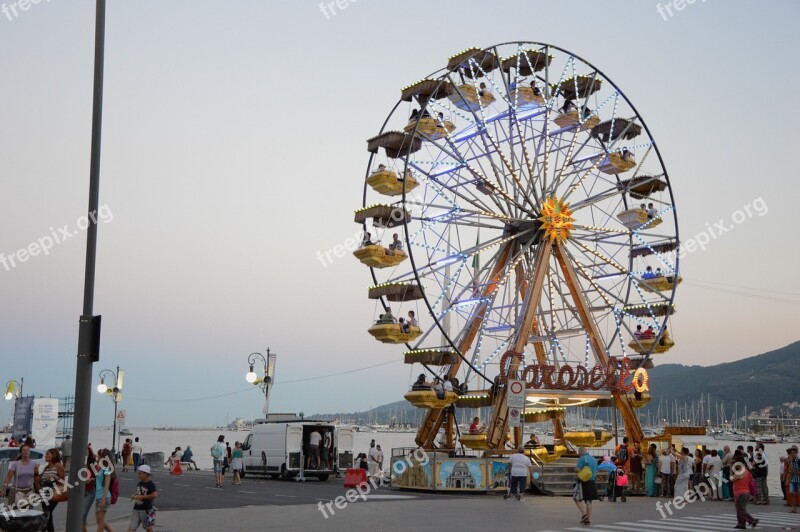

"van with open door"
[240,418,355,481]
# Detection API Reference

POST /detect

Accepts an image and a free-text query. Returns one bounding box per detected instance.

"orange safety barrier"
[343,468,368,488]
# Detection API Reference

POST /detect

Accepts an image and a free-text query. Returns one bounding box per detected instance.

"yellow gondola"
[639,275,682,293]
[628,330,675,354]
[564,430,614,448]
[459,433,489,450]
[508,87,544,109]
[366,169,419,197]
[404,389,457,409]
[368,322,422,344]
[353,245,407,268]
[597,152,636,174]
[448,83,496,111]
[553,111,600,130]
[525,444,567,464]
[403,117,455,141]
[616,208,662,231]
[628,391,652,408]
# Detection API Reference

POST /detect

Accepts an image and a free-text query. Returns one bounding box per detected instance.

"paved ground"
[50,469,800,531]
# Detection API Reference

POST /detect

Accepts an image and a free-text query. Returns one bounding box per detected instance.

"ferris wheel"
[354,42,679,451]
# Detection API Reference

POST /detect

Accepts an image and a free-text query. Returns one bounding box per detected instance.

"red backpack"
[110,477,119,504]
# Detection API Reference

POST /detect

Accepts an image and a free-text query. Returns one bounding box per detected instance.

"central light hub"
[538,197,574,244]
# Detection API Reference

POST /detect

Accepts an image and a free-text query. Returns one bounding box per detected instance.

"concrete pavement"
[51,469,800,531]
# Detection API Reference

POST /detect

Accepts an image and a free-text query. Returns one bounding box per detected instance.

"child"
[128,464,158,532]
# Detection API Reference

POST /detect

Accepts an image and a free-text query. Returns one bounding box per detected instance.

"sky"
[0,0,798,428]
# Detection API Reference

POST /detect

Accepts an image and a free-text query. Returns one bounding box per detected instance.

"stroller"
[603,467,628,502]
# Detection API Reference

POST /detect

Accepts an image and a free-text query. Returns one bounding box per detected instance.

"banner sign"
[31,398,59,448]
[12,396,34,441]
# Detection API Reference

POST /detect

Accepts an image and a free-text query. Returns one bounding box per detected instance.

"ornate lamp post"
[97,366,124,455]
[245,349,277,417]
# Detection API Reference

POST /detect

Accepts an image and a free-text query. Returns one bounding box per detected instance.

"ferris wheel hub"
[538,197,575,244]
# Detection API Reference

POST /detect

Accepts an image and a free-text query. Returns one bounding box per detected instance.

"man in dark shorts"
[307,428,322,469]
[574,447,599,526]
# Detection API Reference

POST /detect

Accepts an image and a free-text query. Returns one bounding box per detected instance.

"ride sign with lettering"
[498,351,649,393]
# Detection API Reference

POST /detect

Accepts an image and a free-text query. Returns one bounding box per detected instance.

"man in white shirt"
[507,447,532,501]
[132,437,144,472]
[707,449,724,500]
[443,379,454,393]
[659,449,675,497]
[367,442,380,477]
[308,429,322,469]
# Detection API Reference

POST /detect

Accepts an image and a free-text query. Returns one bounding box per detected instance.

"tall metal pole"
[66,0,106,529]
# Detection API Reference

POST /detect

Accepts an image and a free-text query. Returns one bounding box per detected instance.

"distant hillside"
[315,341,800,423]
[645,340,800,414]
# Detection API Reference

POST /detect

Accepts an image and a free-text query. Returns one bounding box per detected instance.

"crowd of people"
[601,437,799,528]
[355,439,385,478]
[0,435,159,532]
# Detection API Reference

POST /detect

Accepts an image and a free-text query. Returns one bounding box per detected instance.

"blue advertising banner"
[12,396,34,440]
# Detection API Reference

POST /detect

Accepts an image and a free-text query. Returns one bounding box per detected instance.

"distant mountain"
[315,341,800,423]
[645,340,800,415]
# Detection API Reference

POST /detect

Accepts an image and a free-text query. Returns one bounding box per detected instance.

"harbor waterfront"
[89,428,791,495]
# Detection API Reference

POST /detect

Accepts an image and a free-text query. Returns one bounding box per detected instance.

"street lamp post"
[3,379,23,437]
[245,349,277,418]
[97,366,124,455]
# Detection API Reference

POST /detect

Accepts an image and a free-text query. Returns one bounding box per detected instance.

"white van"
[240,419,355,481]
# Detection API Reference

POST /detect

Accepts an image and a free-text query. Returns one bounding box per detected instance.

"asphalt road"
[117,468,472,511]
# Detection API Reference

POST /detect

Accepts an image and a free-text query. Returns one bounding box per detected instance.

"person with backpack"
[210,435,226,488]
[128,464,158,532]
[95,448,117,532]
[614,437,631,475]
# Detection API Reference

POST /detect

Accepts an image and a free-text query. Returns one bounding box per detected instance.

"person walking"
[376,445,385,478]
[752,442,769,505]
[210,435,226,488]
[2,445,39,508]
[573,447,598,525]
[95,449,116,532]
[60,435,73,472]
[507,447,532,501]
[231,442,243,486]
[132,437,143,472]
[721,445,734,501]
[630,443,643,491]
[731,456,758,529]
[673,447,692,499]
[128,464,157,532]
[121,439,132,473]
[643,443,659,497]
[707,449,724,501]
[40,448,66,532]
[788,446,800,513]
[659,447,674,498]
